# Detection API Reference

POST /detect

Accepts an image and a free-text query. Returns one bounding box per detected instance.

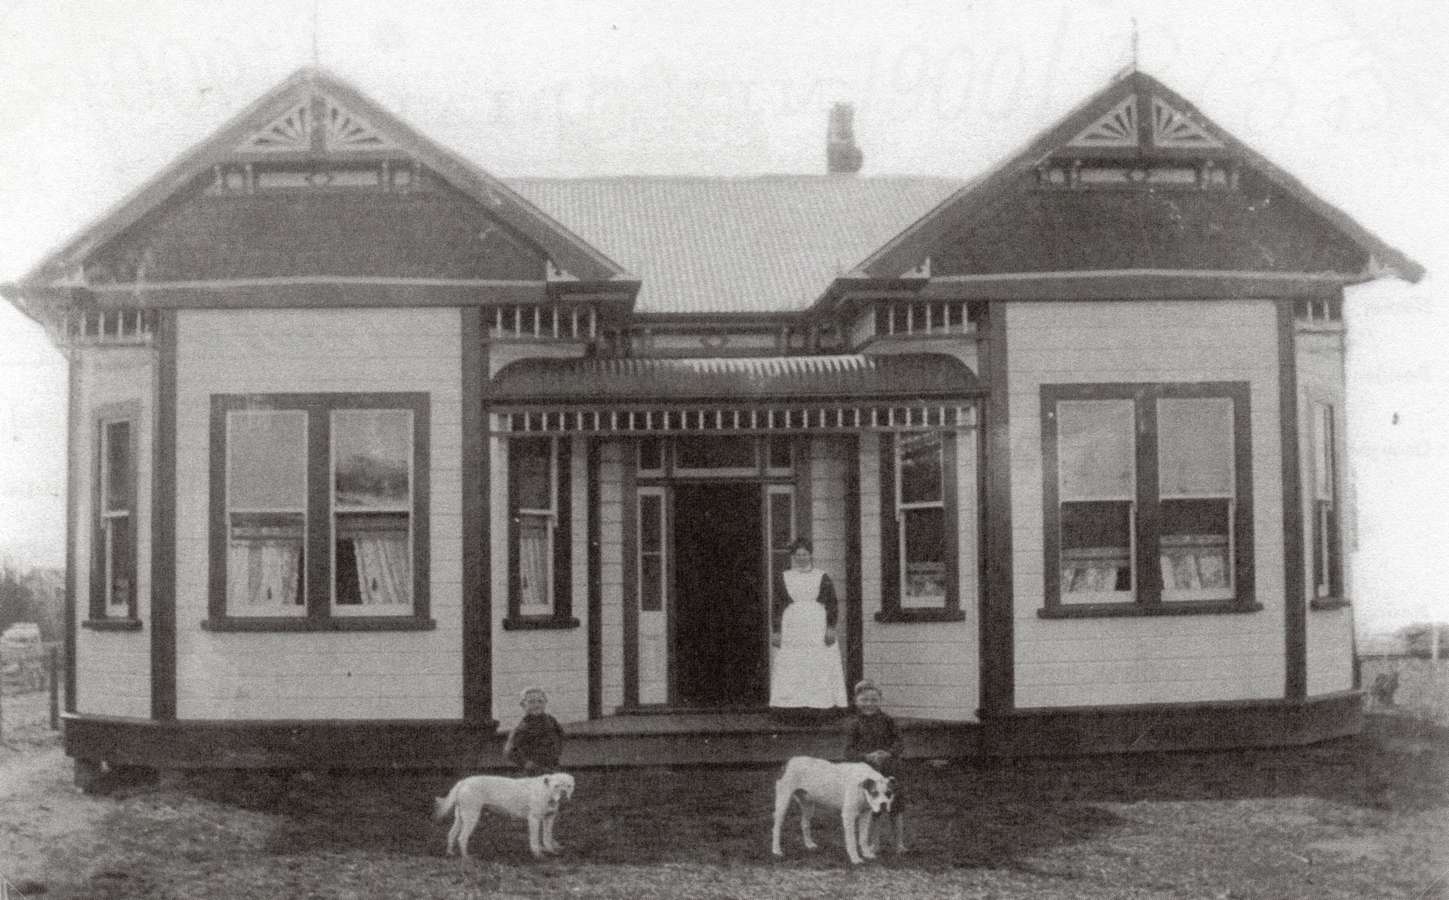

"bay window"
[207,393,430,630]
[1041,383,1256,616]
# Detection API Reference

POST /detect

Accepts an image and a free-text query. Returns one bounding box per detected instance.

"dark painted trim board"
[1279,300,1307,699]
[150,311,178,721]
[981,301,1014,715]
[461,309,492,724]
[65,356,79,713]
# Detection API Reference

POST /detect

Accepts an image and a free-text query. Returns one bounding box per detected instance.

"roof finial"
[311,0,321,68]
[1131,18,1139,73]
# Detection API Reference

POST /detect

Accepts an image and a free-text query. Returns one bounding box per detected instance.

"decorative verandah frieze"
[492,402,978,435]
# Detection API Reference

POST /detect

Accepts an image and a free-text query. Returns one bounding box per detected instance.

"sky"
[0,0,1445,635]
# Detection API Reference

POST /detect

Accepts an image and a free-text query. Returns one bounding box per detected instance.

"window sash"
[767,485,796,612]
[95,415,137,620]
[1311,403,1342,599]
[209,394,428,625]
[331,410,413,614]
[509,437,570,621]
[882,430,960,615]
[638,488,666,613]
[1042,384,1252,612]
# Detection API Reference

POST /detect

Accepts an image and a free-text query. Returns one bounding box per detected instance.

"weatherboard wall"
[172,308,464,720]
[1296,325,1356,696]
[489,436,591,726]
[858,430,980,722]
[72,347,154,719]
[1008,299,1287,708]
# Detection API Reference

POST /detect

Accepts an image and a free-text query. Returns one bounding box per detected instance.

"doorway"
[671,482,767,707]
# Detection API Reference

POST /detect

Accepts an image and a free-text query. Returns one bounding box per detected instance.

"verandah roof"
[489,353,982,405]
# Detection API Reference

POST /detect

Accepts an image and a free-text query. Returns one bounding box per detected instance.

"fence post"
[49,645,60,731]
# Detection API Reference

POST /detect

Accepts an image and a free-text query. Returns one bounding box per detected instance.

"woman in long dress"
[769,539,849,719]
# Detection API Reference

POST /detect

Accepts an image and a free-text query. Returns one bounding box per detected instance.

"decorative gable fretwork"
[1067,95,1139,148]
[239,93,401,155]
[1064,93,1225,152]
[1150,95,1224,149]
[206,159,423,195]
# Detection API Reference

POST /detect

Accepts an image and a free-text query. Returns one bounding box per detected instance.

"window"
[638,488,666,613]
[91,412,138,622]
[207,394,430,631]
[879,431,963,621]
[1311,402,1344,604]
[1041,383,1256,617]
[766,484,796,612]
[507,437,575,628]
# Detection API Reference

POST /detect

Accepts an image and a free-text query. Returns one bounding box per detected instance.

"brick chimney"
[827,102,863,175]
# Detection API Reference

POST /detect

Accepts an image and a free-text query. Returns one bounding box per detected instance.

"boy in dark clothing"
[845,679,907,853]
[502,686,564,775]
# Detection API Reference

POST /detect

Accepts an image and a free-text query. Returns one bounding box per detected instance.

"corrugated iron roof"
[490,352,983,403]
[504,176,963,314]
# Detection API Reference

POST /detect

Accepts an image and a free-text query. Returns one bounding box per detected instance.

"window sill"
[201,616,436,632]
[81,618,143,632]
[503,615,581,631]
[1039,600,1263,619]
[875,607,967,624]
[1310,597,1351,611]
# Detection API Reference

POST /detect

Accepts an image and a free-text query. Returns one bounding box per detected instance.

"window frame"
[1040,382,1258,618]
[877,429,966,623]
[87,403,141,628]
[205,393,432,632]
[1309,401,1346,609]
[505,436,577,630]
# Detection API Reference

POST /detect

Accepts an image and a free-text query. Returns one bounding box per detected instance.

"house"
[2,68,1422,776]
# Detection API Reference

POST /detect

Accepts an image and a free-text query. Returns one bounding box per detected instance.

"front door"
[672,482,767,707]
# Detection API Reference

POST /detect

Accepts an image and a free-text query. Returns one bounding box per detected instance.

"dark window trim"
[201,616,437,632]
[81,618,144,632]
[1040,382,1256,618]
[207,392,431,631]
[877,429,966,623]
[505,436,577,629]
[89,401,141,625]
[1308,400,1346,608]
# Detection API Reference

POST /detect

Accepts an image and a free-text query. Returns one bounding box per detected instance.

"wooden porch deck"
[548,711,981,769]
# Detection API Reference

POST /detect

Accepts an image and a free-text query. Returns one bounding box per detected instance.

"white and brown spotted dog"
[434,772,575,859]
[771,756,896,865]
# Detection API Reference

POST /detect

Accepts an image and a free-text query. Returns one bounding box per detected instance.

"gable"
[860,72,1422,284]
[84,168,548,284]
[931,167,1367,276]
[16,69,631,301]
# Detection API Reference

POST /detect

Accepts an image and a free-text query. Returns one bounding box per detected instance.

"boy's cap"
[520,686,548,701]
[854,679,880,697]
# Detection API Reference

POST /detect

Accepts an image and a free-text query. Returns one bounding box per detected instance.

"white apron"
[769,569,848,709]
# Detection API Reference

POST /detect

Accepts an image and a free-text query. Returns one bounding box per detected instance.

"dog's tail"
[433,781,462,822]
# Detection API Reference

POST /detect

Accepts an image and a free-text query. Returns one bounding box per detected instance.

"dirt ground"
[2,688,1447,900]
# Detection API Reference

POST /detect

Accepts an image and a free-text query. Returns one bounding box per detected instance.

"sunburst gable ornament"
[1067,95,1140,148]
[237,93,400,154]
[1150,96,1223,149]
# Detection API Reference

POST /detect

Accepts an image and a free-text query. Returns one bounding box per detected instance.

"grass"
[20,712,1443,900]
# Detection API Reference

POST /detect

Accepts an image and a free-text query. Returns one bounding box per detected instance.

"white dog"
[433,772,576,859]
[771,756,895,865]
